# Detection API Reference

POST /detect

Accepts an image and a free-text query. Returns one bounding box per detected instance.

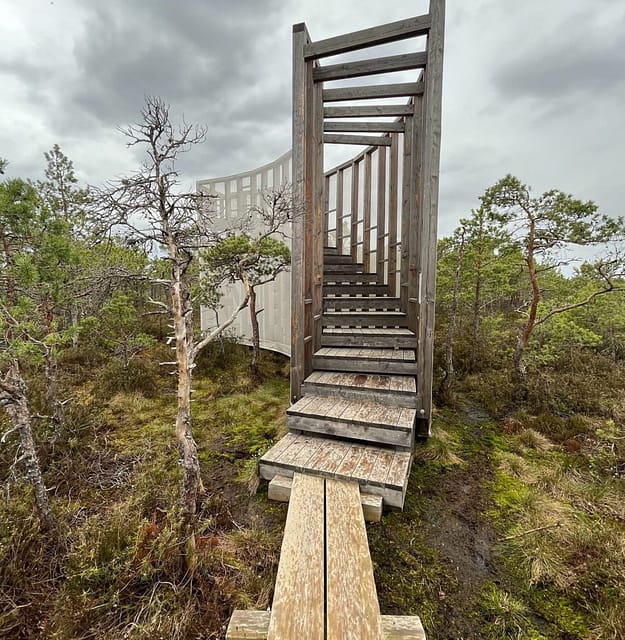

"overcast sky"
[1,0,624,238]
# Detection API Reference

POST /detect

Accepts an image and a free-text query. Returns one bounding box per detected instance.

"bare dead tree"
[92,97,289,558]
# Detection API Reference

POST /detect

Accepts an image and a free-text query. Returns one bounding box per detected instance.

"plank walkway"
[227,473,426,640]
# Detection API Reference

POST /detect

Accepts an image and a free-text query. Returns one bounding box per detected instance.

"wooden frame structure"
[290,1,445,434]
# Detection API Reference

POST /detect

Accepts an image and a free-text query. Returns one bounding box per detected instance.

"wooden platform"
[259,433,412,508]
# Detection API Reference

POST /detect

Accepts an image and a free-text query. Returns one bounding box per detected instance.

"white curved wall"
[197,151,293,356]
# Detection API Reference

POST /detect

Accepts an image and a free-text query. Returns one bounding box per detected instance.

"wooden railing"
[291,1,444,433]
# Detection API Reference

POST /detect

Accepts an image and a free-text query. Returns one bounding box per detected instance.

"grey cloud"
[65,0,285,133]
[491,14,625,102]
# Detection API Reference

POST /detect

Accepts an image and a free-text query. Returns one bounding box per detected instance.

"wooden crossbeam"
[324,104,414,118]
[313,52,427,82]
[227,611,427,640]
[324,122,405,133]
[304,14,431,59]
[323,82,424,102]
[324,134,392,147]
[268,474,384,521]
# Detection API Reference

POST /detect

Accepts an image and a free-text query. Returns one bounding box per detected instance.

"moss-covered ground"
[1,343,624,639]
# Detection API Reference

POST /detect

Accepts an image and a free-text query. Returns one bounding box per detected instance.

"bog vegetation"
[1,102,624,639]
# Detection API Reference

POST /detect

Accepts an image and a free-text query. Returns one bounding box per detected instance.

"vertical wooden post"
[350,160,360,261]
[312,73,325,354]
[290,23,310,403]
[399,116,412,314]
[324,174,330,246]
[363,152,372,273]
[388,133,399,297]
[376,146,386,282]
[336,169,344,253]
[407,96,423,333]
[417,0,445,435]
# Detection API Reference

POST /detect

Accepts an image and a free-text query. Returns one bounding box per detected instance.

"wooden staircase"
[259,248,418,510]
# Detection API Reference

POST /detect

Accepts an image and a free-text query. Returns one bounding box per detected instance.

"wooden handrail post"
[291,23,310,403]
[417,0,445,435]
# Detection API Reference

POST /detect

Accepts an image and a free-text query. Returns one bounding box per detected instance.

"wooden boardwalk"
[227,474,426,640]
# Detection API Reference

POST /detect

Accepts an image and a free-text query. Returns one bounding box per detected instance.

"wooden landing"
[259,433,412,508]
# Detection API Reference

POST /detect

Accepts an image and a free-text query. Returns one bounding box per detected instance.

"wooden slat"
[267,473,325,640]
[336,169,344,252]
[388,133,399,296]
[306,439,350,474]
[376,145,387,281]
[324,134,392,147]
[350,159,360,261]
[313,52,427,82]
[325,105,414,118]
[324,122,404,133]
[386,452,412,489]
[363,151,372,272]
[304,14,431,59]
[326,478,383,640]
[261,433,299,464]
[323,82,424,102]
[368,449,395,485]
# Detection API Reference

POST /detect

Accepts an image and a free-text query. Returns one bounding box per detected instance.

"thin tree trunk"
[471,254,482,371]
[249,287,261,379]
[442,230,465,400]
[45,349,64,445]
[2,362,55,531]
[514,219,540,396]
[171,267,200,520]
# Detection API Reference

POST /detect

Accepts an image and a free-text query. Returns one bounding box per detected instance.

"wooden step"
[324,246,339,255]
[324,283,390,296]
[287,395,414,448]
[323,263,366,274]
[322,311,408,328]
[313,347,415,375]
[324,254,359,265]
[323,272,379,284]
[321,327,417,348]
[259,433,412,508]
[324,296,401,311]
[302,370,418,408]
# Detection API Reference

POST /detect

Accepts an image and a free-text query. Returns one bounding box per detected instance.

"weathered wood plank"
[266,474,383,522]
[324,121,405,133]
[304,14,431,59]
[324,134,392,147]
[313,52,427,82]
[227,609,271,640]
[325,104,414,118]
[227,612,426,640]
[326,478,383,640]
[267,473,325,640]
[323,82,424,102]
